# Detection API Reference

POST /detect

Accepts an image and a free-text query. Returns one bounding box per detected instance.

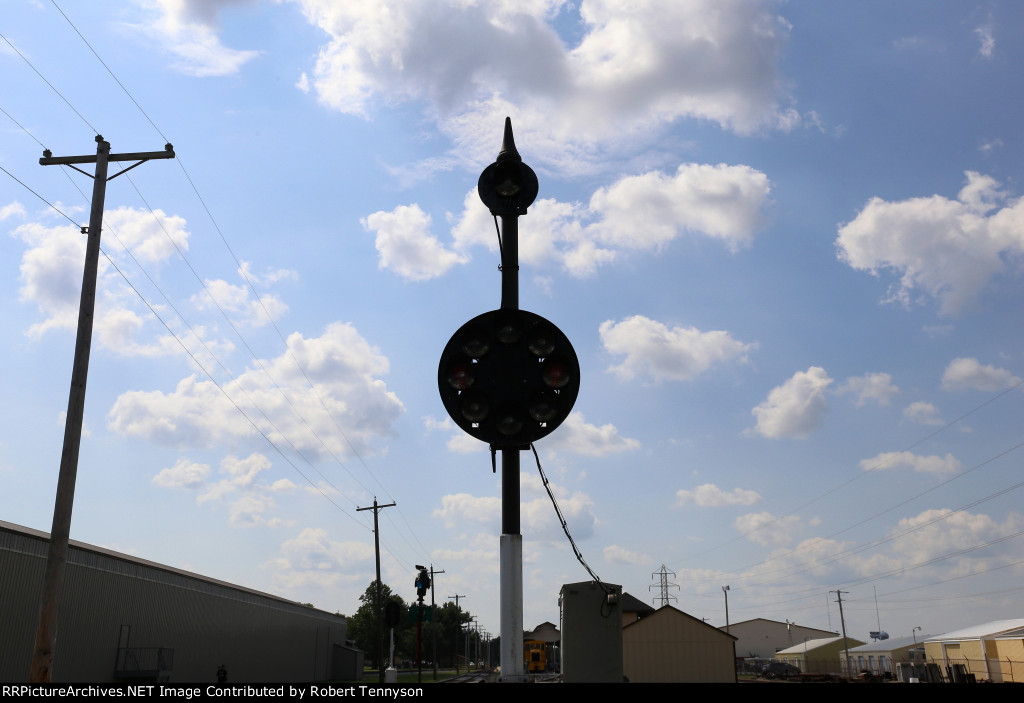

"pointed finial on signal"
[496,116,521,163]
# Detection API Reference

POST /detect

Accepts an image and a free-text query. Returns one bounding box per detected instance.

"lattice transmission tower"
[650,564,679,607]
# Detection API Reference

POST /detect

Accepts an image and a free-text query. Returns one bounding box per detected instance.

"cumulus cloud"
[361,204,468,280]
[600,315,754,383]
[153,453,298,528]
[750,367,833,438]
[859,451,962,475]
[1,201,26,220]
[735,511,802,547]
[263,527,376,589]
[134,0,260,76]
[903,401,944,426]
[12,209,204,354]
[886,509,1023,569]
[152,457,211,489]
[294,0,798,169]
[536,412,640,456]
[377,163,770,280]
[587,164,771,252]
[676,483,762,507]
[603,545,652,566]
[435,475,596,541]
[191,278,289,328]
[836,171,1024,314]
[428,410,638,457]
[107,322,404,457]
[839,372,899,406]
[941,357,1021,391]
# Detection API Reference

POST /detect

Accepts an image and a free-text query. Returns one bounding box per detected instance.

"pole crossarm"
[40,145,175,167]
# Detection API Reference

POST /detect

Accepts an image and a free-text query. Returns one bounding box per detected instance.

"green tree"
[346,581,412,668]
[422,601,474,667]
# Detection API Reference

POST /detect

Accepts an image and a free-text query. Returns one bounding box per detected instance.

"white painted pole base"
[499,533,526,682]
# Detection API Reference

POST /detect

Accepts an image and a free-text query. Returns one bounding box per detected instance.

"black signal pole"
[30,137,174,683]
[438,117,578,682]
[485,119,535,681]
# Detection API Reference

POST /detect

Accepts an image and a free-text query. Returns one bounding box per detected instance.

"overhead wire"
[14,5,430,568]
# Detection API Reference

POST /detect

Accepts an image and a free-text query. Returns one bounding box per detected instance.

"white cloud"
[533,412,640,456]
[941,357,1021,391]
[586,164,771,252]
[435,477,597,541]
[600,315,755,382]
[191,278,289,327]
[135,0,260,77]
[152,457,211,489]
[676,483,762,507]
[836,171,1024,314]
[294,0,797,170]
[903,401,944,426]
[361,204,468,281]
[603,545,652,566]
[433,494,503,529]
[888,509,1023,567]
[386,163,770,280]
[750,366,833,439]
[107,322,404,457]
[734,511,802,547]
[859,451,962,475]
[839,372,898,406]
[263,527,376,588]
[974,25,995,59]
[428,409,638,457]
[12,209,206,356]
[1,202,26,220]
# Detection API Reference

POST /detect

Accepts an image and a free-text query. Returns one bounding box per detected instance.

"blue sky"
[2,1,1023,645]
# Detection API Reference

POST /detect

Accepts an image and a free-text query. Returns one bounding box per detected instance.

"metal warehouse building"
[1,520,352,683]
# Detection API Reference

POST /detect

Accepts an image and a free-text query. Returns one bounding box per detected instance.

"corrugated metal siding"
[1,523,346,683]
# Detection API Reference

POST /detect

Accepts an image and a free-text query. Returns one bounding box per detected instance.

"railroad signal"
[416,567,431,599]
[438,308,580,447]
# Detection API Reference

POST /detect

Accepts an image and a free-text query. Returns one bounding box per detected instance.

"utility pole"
[448,594,466,674]
[832,590,851,677]
[428,564,444,679]
[649,564,678,607]
[357,497,396,684]
[30,137,174,683]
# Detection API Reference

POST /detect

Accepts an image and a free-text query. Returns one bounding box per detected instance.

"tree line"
[340,581,484,669]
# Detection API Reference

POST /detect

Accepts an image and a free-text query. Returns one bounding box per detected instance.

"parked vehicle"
[762,661,801,678]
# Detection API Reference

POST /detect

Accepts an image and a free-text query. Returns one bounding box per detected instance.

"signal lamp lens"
[528,392,558,422]
[461,327,489,358]
[494,162,522,197]
[542,359,570,388]
[495,316,523,344]
[446,360,474,391]
[527,325,556,357]
[460,391,489,423]
[496,411,523,436]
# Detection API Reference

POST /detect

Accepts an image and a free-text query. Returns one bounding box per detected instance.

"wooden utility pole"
[357,497,395,683]
[448,594,466,673]
[833,590,851,677]
[30,137,175,682]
